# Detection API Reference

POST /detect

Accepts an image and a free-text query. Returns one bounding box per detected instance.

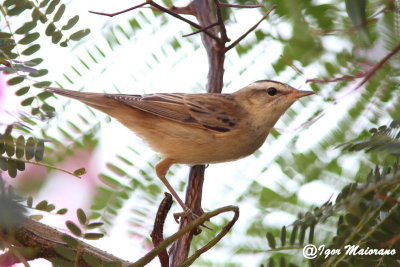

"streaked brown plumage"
[46,80,314,216]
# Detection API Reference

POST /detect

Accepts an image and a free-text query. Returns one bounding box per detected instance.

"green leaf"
[29,69,48,78]
[45,23,56,36]
[87,222,104,230]
[32,108,40,116]
[22,44,40,56]
[308,223,315,243]
[66,220,82,237]
[57,208,68,215]
[299,225,306,245]
[73,168,86,176]
[7,159,17,178]
[0,31,11,38]
[46,204,55,212]
[280,226,286,247]
[83,253,101,267]
[16,86,30,96]
[345,213,359,226]
[18,32,40,45]
[33,81,51,88]
[4,133,15,157]
[53,4,65,22]
[266,232,276,249]
[41,103,56,112]
[61,234,79,248]
[27,196,33,208]
[35,200,48,210]
[51,31,62,44]
[46,0,60,14]
[345,0,366,27]
[34,140,44,161]
[289,225,298,245]
[62,15,79,31]
[83,233,104,240]
[99,174,122,188]
[26,58,43,66]
[16,135,25,158]
[0,134,5,154]
[15,21,38,34]
[25,137,35,160]
[106,163,126,176]
[8,76,25,85]
[21,97,34,106]
[39,0,51,8]
[69,29,90,41]
[16,160,25,171]
[0,157,7,171]
[54,245,76,261]
[37,91,52,101]
[77,208,87,225]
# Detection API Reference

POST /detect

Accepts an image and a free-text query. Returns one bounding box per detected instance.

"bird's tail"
[46,87,103,100]
[46,87,120,111]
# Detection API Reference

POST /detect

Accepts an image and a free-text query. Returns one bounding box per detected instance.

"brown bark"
[169,0,226,265]
[0,218,131,266]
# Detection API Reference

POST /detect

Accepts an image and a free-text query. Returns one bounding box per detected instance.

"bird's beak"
[287,89,315,99]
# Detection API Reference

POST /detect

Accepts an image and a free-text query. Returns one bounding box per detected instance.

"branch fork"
[89,1,277,53]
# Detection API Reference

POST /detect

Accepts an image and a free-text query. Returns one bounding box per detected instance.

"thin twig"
[225,4,277,52]
[355,42,400,89]
[374,188,400,204]
[306,72,367,84]
[280,55,304,75]
[149,1,220,41]
[88,2,147,17]
[213,0,229,43]
[218,3,264,8]
[183,22,219,37]
[179,206,239,266]
[309,7,386,36]
[89,1,219,41]
[0,155,82,179]
[134,205,239,266]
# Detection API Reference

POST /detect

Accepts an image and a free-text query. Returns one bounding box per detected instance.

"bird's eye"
[267,87,277,96]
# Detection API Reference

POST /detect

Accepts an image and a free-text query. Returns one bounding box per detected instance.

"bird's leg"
[155,159,197,222]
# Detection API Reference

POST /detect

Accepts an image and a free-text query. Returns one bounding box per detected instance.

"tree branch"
[182,22,219,37]
[225,4,277,52]
[88,2,147,17]
[89,1,220,41]
[3,218,131,266]
[169,3,196,15]
[355,42,400,89]
[213,0,229,43]
[150,193,173,267]
[218,3,264,8]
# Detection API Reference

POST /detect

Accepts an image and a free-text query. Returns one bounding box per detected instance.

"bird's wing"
[106,93,245,133]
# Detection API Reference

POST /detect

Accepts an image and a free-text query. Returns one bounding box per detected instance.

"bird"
[46,80,314,218]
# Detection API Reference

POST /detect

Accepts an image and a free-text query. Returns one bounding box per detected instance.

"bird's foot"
[173,208,211,233]
[173,208,198,224]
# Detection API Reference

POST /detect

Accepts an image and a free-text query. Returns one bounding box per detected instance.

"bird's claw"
[173,208,198,223]
[173,209,212,232]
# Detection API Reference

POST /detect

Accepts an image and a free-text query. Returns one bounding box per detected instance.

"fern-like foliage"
[261,119,400,266]
[1,0,90,117]
[2,0,400,265]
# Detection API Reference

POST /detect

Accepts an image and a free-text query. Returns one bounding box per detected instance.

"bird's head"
[234,80,314,128]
